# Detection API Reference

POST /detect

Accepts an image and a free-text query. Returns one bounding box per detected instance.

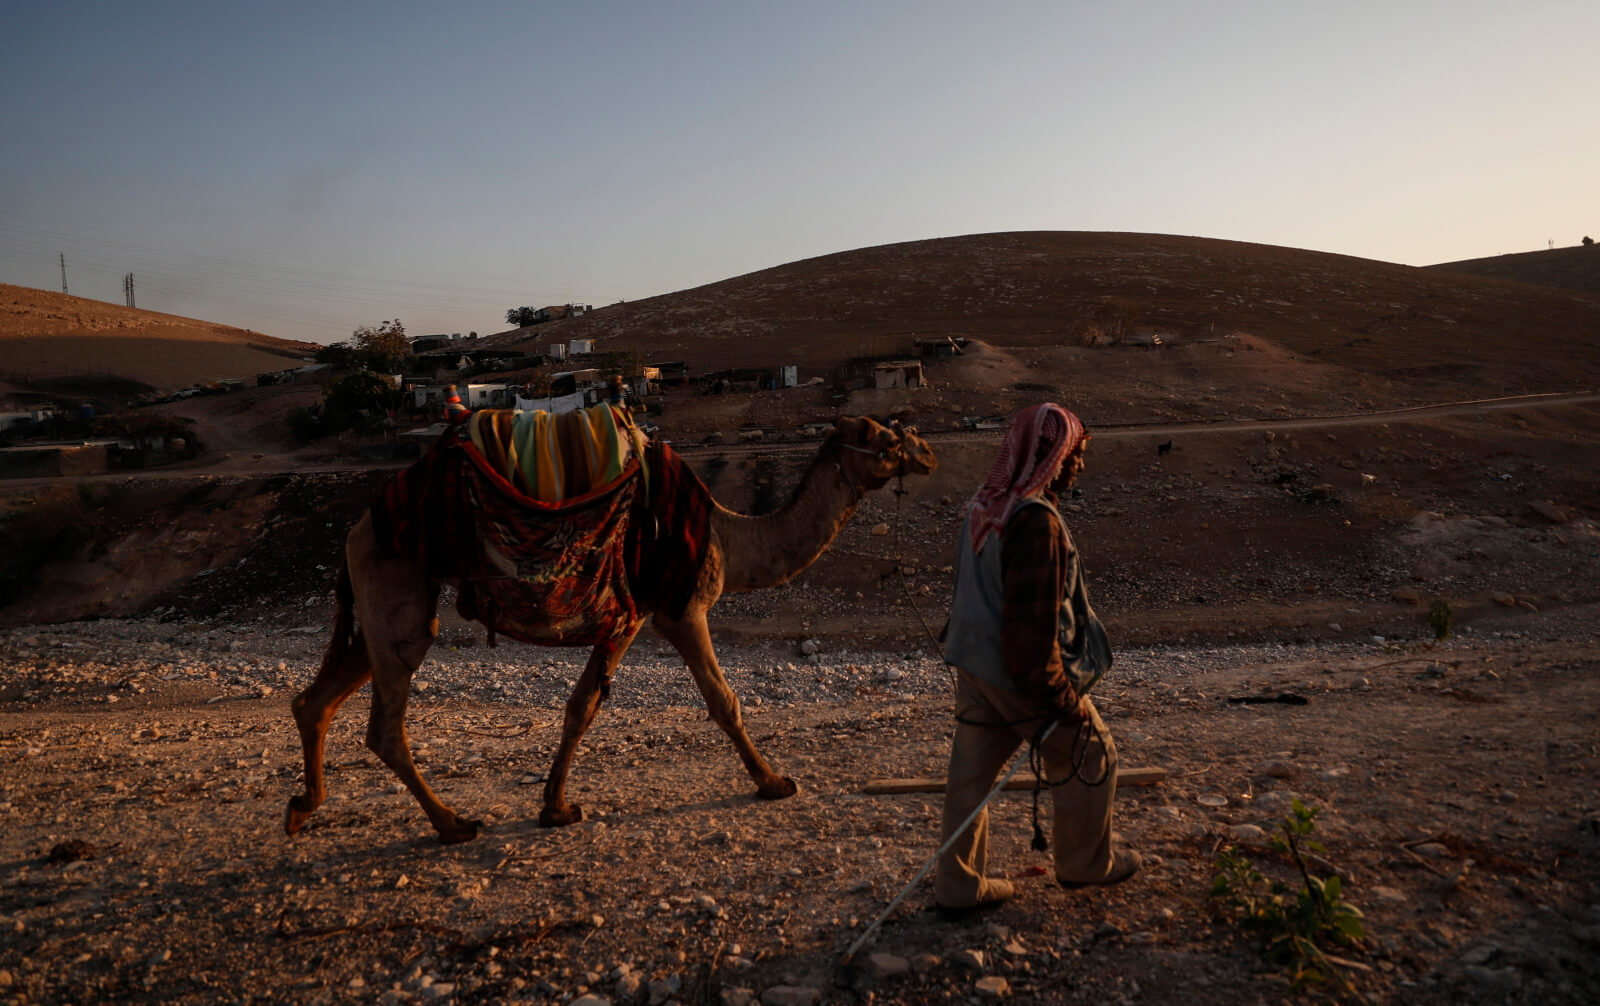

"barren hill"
[1428,242,1600,296]
[496,231,1600,399]
[0,283,317,397]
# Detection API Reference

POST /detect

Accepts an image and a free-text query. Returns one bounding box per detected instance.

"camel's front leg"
[539,622,643,828]
[654,610,798,801]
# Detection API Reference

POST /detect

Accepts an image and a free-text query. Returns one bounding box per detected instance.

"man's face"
[1049,444,1088,492]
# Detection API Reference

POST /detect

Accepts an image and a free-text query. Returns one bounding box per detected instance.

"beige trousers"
[934,669,1119,906]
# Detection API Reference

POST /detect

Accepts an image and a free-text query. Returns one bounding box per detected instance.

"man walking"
[936,403,1139,916]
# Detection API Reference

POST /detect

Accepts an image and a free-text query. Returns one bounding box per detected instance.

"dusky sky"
[2,1,1595,344]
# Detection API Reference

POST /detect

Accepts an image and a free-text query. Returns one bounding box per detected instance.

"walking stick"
[839,720,1059,967]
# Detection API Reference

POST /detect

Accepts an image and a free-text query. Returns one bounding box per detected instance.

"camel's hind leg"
[285,568,373,836]
[539,622,643,828]
[655,610,797,801]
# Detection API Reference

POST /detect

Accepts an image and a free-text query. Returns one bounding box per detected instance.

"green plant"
[1211,799,1368,999]
[1428,599,1453,641]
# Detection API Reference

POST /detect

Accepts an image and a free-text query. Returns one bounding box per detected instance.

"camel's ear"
[833,416,866,440]
[866,418,899,452]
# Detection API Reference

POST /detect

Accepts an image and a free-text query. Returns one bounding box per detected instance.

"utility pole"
[123,273,136,308]
[60,253,69,295]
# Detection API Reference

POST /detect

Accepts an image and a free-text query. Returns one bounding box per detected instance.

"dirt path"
[670,390,1600,458]
[2,607,1597,1004]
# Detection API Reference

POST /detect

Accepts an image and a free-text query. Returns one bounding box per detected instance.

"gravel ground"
[2,607,1598,1006]
[0,605,1586,713]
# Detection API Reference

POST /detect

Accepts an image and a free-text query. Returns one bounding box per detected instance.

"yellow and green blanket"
[466,404,648,503]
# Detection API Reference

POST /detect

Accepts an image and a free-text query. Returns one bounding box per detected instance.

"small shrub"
[1428,599,1453,641]
[1211,799,1368,999]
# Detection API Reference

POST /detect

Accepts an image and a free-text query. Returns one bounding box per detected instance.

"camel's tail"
[322,562,361,666]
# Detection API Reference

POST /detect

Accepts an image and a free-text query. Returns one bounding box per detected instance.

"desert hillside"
[494,232,1600,400]
[1428,242,1600,296]
[2,230,1597,637]
[0,283,317,396]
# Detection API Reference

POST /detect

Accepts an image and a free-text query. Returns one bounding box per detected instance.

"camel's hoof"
[539,804,583,828]
[757,776,799,801]
[285,795,315,836]
[436,817,481,845]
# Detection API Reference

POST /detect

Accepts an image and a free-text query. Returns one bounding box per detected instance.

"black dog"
[1157,440,1174,457]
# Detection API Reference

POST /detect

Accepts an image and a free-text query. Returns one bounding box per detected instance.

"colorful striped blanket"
[368,426,711,647]
[466,404,647,503]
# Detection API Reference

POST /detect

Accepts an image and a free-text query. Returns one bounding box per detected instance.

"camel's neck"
[712,450,865,592]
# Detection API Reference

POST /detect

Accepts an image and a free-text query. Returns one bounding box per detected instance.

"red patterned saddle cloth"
[369,432,710,647]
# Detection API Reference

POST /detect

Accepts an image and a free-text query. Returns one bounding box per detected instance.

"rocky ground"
[2,602,1598,1005]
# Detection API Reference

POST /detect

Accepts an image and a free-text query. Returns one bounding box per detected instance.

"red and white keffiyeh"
[965,403,1086,552]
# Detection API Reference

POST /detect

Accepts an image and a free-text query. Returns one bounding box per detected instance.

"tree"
[324,371,399,434]
[1584,236,1594,247]
[315,341,360,368]
[506,306,539,327]
[352,319,409,359]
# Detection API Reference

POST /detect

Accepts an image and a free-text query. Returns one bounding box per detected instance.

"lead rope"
[889,474,947,650]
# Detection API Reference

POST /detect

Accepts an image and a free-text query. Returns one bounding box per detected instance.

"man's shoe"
[933,897,1007,922]
[933,878,1014,921]
[1058,849,1141,890]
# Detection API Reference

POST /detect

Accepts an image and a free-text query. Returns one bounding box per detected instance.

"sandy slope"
[1,283,316,394]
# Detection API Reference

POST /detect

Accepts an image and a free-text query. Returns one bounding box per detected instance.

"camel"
[285,416,937,843]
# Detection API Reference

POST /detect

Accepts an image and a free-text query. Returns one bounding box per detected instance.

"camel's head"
[828,416,939,491]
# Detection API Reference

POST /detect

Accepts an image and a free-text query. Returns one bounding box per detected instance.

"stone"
[910,954,941,973]
[720,989,755,1006]
[1253,790,1299,816]
[647,974,682,1005]
[951,948,985,971]
[614,971,643,1001]
[1261,760,1298,779]
[1492,591,1516,607]
[1392,588,1424,606]
[974,975,1011,998]
[1527,500,1569,523]
[865,953,910,979]
[759,987,820,1006]
[570,996,612,1006]
[1459,944,1499,966]
[1229,824,1268,844]
[984,922,1010,941]
[870,523,890,537]
[1461,965,1521,994]
[1370,885,1408,904]
[419,984,455,1002]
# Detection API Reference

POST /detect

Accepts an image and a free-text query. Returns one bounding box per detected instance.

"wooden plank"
[863,766,1166,795]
